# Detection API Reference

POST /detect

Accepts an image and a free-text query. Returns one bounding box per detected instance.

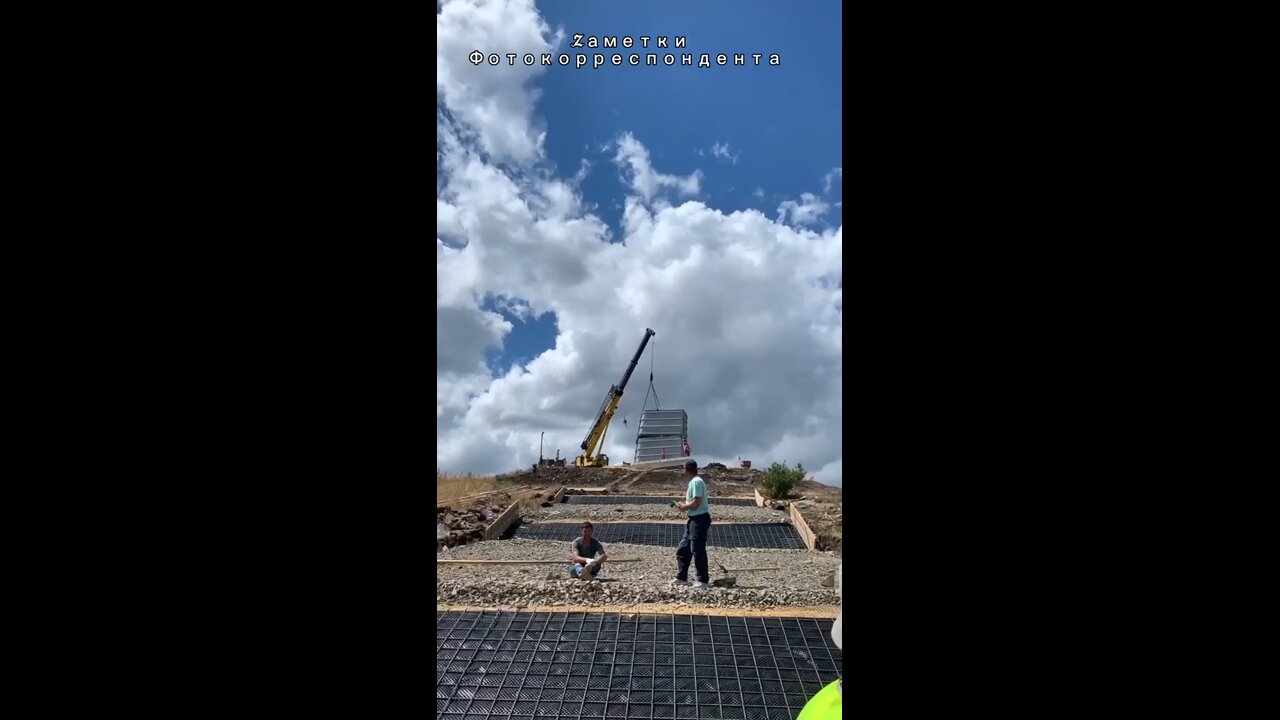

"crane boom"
[575,328,656,467]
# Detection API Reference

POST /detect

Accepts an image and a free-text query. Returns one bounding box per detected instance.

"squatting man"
[568,521,608,579]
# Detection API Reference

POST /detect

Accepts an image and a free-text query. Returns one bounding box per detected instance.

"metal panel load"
[637,409,688,437]
[634,409,689,464]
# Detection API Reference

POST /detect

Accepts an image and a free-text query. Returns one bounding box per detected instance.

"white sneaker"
[692,581,710,590]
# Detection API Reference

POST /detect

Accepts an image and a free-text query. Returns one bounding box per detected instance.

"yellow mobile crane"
[575,328,656,467]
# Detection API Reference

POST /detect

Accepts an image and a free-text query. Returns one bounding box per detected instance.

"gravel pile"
[436,540,839,609]
[524,502,786,524]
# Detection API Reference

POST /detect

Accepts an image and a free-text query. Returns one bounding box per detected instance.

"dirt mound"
[437,504,500,550]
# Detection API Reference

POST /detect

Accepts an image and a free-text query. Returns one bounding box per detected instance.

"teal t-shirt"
[685,476,710,516]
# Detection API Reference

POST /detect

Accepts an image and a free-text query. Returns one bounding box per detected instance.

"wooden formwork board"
[788,502,818,551]
[436,603,838,618]
[516,519,783,526]
[484,501,523,540]
[551,486,566,503]
[754,488,766,507]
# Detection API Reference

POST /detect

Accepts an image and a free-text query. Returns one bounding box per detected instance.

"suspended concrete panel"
[634,409,691,464]
[636,410,688,438]
[634,440,688,464]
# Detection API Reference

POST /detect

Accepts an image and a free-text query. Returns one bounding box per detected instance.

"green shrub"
[761,461,806,499]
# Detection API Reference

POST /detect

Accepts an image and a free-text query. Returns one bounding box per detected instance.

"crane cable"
[639,337,661,413]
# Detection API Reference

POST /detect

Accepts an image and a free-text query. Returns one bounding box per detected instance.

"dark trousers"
[676,513,712,583]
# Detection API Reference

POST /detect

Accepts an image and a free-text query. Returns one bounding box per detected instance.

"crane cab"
[574,453,610,467]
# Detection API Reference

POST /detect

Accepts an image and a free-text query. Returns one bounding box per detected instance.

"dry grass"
[437,472,500,504]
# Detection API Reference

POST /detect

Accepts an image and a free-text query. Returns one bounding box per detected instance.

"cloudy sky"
[437,0,843,485]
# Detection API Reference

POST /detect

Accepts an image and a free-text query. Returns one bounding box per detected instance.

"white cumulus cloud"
[436,0,563,165]
[436,0,842,486]
[823,167,843,194]
[777,192,830,227]
[710,142,740,164]
[615,131,702,202]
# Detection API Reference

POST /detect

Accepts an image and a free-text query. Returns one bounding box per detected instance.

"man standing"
[682,441,691,457]
[569,521,608,579]
[673,460,712,590]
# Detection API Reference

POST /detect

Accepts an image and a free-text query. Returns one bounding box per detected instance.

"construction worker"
[661,447,667,460]
[569,521,608,579]
[682,441,691,457]
[672,460,712,590]
[796,561,842,720]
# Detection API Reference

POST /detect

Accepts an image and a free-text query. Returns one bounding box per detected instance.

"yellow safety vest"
[796,679,841,720]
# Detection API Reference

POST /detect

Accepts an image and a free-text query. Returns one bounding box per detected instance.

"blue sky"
[484,0,843,374]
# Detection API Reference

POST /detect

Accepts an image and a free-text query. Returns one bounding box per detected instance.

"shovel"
[713,561,737,588]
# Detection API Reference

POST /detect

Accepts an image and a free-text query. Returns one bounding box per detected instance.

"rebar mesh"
[437,611,841,720]
[509,522,805,550]
[566,496,757,508]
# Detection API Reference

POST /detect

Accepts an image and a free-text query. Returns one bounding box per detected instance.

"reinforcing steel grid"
[437,611,842,720]
[510,523,805,550]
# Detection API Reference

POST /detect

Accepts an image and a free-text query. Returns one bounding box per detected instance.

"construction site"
[437,329,842,720]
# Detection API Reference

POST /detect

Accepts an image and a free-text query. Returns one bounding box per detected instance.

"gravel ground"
[436,539,838,610]
[524,502,788,523]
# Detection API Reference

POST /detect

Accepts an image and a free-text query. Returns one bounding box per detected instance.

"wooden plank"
[754,488,766,507]
[442,483,536,504]
[484,501,523,540]
[551,486,567,504]
[518,520,790,526]
[561,495,755,502]
[788,502,818,551]
[436,603,838,618]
